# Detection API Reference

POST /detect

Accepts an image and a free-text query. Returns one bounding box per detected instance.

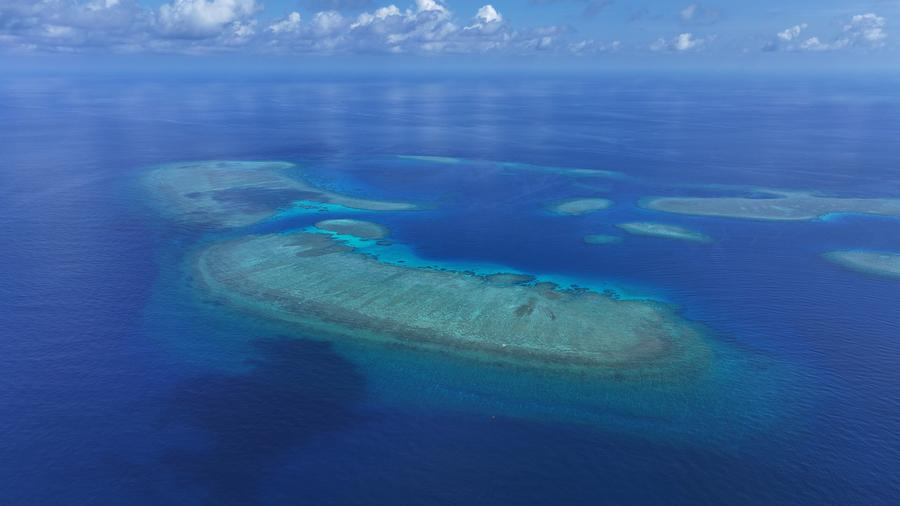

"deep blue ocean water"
[1,73,899,505]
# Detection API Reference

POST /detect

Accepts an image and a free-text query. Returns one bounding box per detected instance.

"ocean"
[1,72,898,504]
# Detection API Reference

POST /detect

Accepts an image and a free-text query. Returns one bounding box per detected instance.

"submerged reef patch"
[548,198,614,216]
[643,189,900,221]
[396,155,623,179]
[584,234,623,245]
[193,230,712,380]
[143,160,419,228]
[397,155,462,165]
[823,250,900,279]
[315,219,389,240]
[617,222,712,243]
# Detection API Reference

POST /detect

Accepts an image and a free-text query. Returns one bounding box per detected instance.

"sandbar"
[143,160,419,228]
[617,222,712,243]
[643,190,900,221]
[194,231,711,377]
[315,219,389,240]
[823,250,900,279]
[549,198,614,216]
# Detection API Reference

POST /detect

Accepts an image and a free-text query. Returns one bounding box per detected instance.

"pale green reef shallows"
[823,250,900,279]
[583,234,623,245]
[549,198,614,216]
[143,160,419,228]
[617,222,712,243]
[194,231,711,379]
[643,189,900,221]
[314,219,389,240]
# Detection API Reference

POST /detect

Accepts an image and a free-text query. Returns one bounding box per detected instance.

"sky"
[0,0,898,71]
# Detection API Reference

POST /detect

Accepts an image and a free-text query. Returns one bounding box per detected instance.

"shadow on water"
[162,337,367,504]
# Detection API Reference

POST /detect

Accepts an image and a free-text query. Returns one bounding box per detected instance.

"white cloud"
[0,0,149,50]
[416,0,447,13]
[312,11,345,34]
[768,13,888,52]
[651,32,709,52]
[268,12,301,34]
[377,5,403,18]
[229,20,256,42]
[799,36,848,52]
[262,2,460,54]
[351,5,401,29]
[777,23,807,42]
[18,0,877,58]
[844,13,887,46]
[43,25,77,39]
[157,0,259,38]
[475,5,502,24]
[675,32,699,50]
[464,4,503,35]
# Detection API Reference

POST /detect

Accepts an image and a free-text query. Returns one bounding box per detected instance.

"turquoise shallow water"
[2,74,899,504]
[149,223,797,447]
[141,153,805,452]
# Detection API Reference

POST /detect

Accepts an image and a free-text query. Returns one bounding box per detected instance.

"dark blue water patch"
[159,337,368,505]
[260,408,888,506]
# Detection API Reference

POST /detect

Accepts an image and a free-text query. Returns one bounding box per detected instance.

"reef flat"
[315,219,389,240]
[643,190,900,221]
[143,160,419,228]
[549,198,614,216]
[484,273,536,285]
[823,250,900,279]
[617,222,712,243]
[583,234,623,245]
[194,231,711,378]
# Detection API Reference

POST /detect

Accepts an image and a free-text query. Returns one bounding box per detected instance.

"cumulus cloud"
[311,11,345,34]
[777,23,807,42]
[262,2,508,54]
[766,13,888,52]
[157,0,259,38]
[0,0,592,55]
[268,12,301,34]
[650,32,710,52]
[475,5,502,24]
[416,0,447,13]
[844,13,887,46]
[798,36,847,52]
[256,2,585,55]
[351,5,401,29]
[10,1,889,59]
[0,0,150,52]
[464,4,504,35]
